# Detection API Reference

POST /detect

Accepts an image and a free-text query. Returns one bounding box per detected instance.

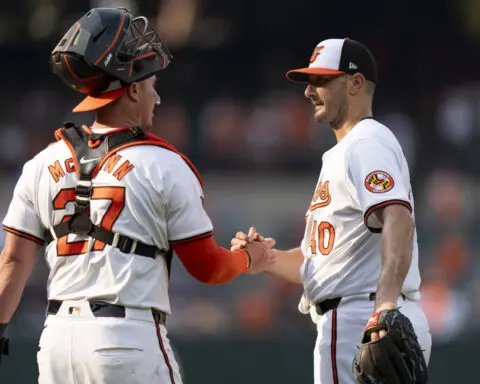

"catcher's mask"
[50,7,172,112]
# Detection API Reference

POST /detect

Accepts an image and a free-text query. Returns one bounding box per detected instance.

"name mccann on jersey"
[47,153,135,183]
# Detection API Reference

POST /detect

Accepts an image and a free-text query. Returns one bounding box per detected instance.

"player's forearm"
[172,236,249,285]
[0,254,32,323]
[375,206,414,310]
[266,247,303,285]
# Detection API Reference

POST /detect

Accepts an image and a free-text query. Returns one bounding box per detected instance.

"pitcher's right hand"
[231,227,276,274]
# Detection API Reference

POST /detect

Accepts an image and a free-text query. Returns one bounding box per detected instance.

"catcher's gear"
[45,122,166,260]
[353,309,428,384]
[0,337,8,365]
[50,7,172,96]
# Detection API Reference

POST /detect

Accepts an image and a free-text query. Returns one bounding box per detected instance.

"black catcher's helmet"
[50,7,172,112]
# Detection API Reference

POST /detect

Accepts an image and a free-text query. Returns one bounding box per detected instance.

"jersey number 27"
[53,187,125,256]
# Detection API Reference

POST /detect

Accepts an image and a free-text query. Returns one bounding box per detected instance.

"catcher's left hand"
[353,309,428,384]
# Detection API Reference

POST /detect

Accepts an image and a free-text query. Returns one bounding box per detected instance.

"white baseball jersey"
[2,129,213,314]
[299,118,421,313]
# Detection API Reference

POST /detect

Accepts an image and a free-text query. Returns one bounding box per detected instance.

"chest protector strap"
[47,123,161,259]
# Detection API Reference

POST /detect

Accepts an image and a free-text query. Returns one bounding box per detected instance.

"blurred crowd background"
[0,0,479,382]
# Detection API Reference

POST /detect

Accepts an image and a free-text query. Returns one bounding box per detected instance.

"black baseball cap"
[286,38,378,84]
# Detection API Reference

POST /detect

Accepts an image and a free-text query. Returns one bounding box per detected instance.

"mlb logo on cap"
[286,38,378,84]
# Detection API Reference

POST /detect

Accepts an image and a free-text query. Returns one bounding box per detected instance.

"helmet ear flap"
[50,52,111,94]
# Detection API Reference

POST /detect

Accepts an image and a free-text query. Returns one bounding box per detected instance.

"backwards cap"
[50,7,172,112]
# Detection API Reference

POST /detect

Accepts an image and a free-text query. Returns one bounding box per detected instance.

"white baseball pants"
[311,294,432,384]
[37,300,182,384]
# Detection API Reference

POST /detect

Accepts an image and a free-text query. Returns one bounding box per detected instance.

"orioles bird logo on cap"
[310,45,325,63]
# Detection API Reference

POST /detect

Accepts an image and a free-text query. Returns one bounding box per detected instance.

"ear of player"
[353,309,428,384]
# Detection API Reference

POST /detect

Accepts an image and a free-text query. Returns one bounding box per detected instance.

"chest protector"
[47,122,170,261]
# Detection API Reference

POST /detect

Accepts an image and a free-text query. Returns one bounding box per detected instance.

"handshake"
[231,227,276,274]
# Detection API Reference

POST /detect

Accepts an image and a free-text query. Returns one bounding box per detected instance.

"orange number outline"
[308,221,335,256]
[52,187,126,256]
[309,220,318,254]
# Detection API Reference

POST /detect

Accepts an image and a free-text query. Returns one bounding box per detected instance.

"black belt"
[315,292,407,316]
[47,300,167,326]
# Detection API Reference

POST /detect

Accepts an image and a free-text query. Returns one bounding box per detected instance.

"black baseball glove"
[353,309,428,384]
[0,337,8,365]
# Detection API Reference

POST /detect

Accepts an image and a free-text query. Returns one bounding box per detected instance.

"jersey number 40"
[309,220,335,255]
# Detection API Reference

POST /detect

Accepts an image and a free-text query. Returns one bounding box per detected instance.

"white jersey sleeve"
[162,156,213,242]
[346,138,412,232]
[2,158,45,244]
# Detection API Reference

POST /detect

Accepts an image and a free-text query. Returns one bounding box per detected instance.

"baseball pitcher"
[232,38,432,384]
